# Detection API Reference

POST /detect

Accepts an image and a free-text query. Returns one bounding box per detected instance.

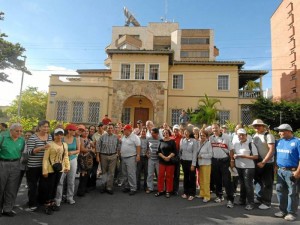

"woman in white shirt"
[196,129,212,202]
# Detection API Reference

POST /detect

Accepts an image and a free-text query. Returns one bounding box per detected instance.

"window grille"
[56,101,68,122]
[72,101,84,123]
[171,109,182,126]
[241,105,253,125]
[88,102,100,124]
[122,108,131,124]
[218,111,230,125]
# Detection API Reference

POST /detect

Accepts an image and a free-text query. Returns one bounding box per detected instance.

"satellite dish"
[123,7,140,27]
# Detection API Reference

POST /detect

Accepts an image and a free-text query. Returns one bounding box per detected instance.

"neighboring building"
[46,22,267,126]
[271,0,300,100]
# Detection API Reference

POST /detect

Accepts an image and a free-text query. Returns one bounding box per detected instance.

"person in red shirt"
[171,124,182,195]
[102,115,112,125]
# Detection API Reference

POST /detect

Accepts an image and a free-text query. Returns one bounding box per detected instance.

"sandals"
[155,192,164,197]
[188,196,194,201]
[181,194,188,199]
[165,192,171,198]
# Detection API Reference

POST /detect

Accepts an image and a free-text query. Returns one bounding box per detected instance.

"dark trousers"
[254,163,274,206]
[136,156,148,190]
[77,171,90,196]
[26,167,47,207]
[237,168,255,204]
[181,160,196,196]
[211,158,234,201]
[45,172,62,203]
[173,161,180,193]
[88,158,98,188]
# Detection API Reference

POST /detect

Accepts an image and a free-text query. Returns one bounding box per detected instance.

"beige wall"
[271,0,300,100]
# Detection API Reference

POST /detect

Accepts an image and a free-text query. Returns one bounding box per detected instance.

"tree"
[0,12,31,83]
[244,80,260,91]
[191,94,221,125]
[6,86,48,120]
[251,97,300,129]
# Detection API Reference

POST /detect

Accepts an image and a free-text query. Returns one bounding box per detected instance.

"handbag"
[49,144,65,173]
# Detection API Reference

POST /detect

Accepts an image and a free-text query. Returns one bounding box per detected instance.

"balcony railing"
[239,90,261,99]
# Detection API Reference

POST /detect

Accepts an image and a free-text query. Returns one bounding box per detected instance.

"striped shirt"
[147,137,160,160]
[140,137,148,156]
[96,133,120,154]
[27,133,53,168]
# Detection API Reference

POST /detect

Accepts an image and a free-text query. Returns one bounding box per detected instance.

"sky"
[0,0,282,106]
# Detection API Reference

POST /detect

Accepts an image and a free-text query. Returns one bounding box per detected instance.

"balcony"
[239,90,261,99]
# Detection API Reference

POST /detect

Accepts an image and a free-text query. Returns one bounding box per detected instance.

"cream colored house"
[271,0,300,101]
[46,22,267,126]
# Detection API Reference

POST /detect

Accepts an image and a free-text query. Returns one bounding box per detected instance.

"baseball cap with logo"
[237,128,247,134]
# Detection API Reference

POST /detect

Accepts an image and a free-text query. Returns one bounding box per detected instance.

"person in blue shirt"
[274,124,300,222]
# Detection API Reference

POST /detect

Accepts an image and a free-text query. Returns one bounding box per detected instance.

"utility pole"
[17,56,27,118]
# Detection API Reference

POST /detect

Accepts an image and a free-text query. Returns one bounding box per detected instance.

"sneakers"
[214,196,224,203]
[284,214,297,221]
[2,211,16,217]
[203,198,210,203]
[245,204,254,210]
[274,211,286,218]
[25,206,37,212]
[227,200,234,208]
[145,188,152,194]
[258,204,270,210]
[67,199,76,205]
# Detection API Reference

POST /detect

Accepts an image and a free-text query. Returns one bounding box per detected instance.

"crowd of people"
[0,117,299,222]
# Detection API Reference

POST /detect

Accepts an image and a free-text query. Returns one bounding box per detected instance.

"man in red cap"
[120,124,141,195]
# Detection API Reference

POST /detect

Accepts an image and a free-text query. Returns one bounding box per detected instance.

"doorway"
[134,108,149,127]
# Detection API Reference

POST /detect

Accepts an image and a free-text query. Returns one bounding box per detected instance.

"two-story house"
[46,22,267,126]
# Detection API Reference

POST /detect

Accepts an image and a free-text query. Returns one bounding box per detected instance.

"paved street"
[1,179,299,225]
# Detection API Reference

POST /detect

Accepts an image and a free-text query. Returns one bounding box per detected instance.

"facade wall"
[271,0,300,100]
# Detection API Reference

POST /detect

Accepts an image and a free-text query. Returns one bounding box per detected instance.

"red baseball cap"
[65,124,78,131]
[123,124,132,130]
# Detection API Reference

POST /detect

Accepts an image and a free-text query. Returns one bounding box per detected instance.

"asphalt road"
[1,180,299,225]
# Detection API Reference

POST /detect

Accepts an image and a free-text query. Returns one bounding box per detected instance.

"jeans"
[136,156,148,190]
[237,168,255,204]
[211,158,234,201]
[56,157,77,204]
[181,160,196,196]
[147,159,159,191]
[276,168,300,215]
[254,163,274,206]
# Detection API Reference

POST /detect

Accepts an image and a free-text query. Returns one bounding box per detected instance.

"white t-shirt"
[234,141,258,169]
[209,133,233,159]
[120,133,141,158]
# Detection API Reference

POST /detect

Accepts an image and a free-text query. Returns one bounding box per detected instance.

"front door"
[134,108,149,127]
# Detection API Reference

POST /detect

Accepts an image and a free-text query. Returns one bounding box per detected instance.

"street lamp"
[17,56,27,118]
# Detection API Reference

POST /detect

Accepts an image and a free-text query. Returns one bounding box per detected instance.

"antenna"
[123,7,140,27]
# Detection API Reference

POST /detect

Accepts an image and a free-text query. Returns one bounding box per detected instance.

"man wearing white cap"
[233,128,258,210]
[251,119,275,210]
[274,124,300,221]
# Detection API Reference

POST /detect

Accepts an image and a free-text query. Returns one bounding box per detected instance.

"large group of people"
[0,117,299,222]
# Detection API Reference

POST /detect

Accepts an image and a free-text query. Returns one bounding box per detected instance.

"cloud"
[0,66,77,106]
[245,59,271,70]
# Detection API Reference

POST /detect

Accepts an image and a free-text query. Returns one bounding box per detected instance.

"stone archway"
[111,80,165,125]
